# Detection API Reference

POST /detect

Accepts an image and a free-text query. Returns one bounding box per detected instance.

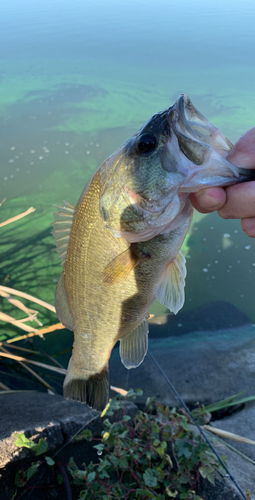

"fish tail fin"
[63,357,109,411]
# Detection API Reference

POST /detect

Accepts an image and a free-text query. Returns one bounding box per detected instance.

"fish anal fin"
[63,357,109,411]
[120,319,148,369]
[55,272,74,331]
[101,244,150,285]
[156,250,186,315]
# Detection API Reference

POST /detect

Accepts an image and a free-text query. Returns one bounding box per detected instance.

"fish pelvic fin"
[101,244,150,285]
[55,271,74,331]
[120,319,149,369]
[63,357,109,412]
[156,250,186,315]
[51,200,75,266]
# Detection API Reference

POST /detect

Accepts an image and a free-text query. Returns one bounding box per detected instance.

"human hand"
[190,128,255,237]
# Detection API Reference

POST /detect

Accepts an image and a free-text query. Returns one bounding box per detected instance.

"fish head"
[100,94,254,242]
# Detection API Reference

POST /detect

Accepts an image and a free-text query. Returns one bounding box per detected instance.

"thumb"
[190,187,227,213]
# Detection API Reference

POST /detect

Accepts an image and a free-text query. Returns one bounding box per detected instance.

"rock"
[0,391,138,500]
[110,323,255,408]
[209,402,255,497]
[148,301,250,337]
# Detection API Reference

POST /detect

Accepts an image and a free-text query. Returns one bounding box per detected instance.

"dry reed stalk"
[0,289,42,326]
[1,343,41,355]
[110,386,128,396]
[0,323,65,347]
[0,350,67,375]
[0,285,56,313]
[0,312,38,332]
[0,381,10,390]
[0,206,35,228]
[203,425,255,445]
[39,348,66,369]
[0,346,58,393]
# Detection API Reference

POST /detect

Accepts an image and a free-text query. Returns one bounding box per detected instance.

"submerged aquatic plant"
[0,199,66,392]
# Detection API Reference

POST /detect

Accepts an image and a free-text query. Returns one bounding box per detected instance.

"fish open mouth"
[171,94,233,157]
[166,94,255,191]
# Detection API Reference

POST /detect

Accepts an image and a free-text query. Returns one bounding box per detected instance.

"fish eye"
[137,133,157,154]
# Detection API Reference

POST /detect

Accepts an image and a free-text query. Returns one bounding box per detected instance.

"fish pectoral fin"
[55,271,74,331]
[156,250,186,315]
[119,319,149,369]
[101,245,143,285]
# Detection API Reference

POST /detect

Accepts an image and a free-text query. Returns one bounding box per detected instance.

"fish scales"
[52,94,255,411]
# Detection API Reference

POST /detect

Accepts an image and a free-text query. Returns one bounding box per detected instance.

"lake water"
[1,0,255,397]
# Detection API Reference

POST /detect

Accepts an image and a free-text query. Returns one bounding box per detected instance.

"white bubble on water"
[223,233,230,238]
[229,265,233,269]
[30,162,34,165]
[234,229,239,233]
[194,227,198,231]
[4,177,8,180]
[65,151,69,154]
[240,294,244,298]
[214,260,218,264]
[252,263,255,266]
[9,159,14,163]
[212,276,215,279]
[97,450,102,456]
[15,156,19,159]
[210,226,214,230]
[96,143,99,147]
[30,150,35,153]
[65,142,69,146]
[39,156,43,160]
[16,168,20,172]
[245,245,251,250]
[202,268,208,272]
[203,238,207,241]
[177,323,182,327]
[10,146,15,150]
[237,260,241,263]
[10,175,14,178]
[86,151,90,155]
[217,249,221,253]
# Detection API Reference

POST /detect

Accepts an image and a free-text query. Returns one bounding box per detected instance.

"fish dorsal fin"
[156,251,186,315]
[55,271,74,331]
[119,319,149,369]
[51,200,75,266]
[101,245,144,285]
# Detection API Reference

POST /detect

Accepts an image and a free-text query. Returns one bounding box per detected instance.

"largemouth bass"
[52,94,255,411]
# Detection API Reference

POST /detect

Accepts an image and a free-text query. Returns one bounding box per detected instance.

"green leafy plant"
[14,433,55,488]
[68,390,224,499]
[13,389,226,499]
